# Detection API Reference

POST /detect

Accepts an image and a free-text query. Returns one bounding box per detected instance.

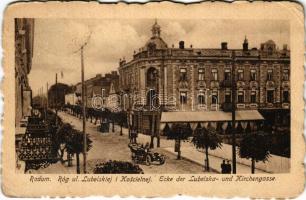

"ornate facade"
[119,21,290,141]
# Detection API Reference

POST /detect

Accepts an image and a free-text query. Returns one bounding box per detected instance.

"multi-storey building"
[15,18,35,127]
[72,71,120,110]
[118,21,290,144]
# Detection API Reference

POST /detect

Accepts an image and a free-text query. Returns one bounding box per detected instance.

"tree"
[66,129,93,174]
[239,131,270,174]
[192,127,222,171]
[165,123,192,159]
[55,123,73,165]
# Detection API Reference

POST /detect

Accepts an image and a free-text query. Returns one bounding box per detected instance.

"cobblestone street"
[46,111,213,174]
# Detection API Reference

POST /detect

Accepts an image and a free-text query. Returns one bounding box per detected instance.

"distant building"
[65,93,78,106]
[118,21,290,141]
[73,72,120,110]
[15,18,35,127]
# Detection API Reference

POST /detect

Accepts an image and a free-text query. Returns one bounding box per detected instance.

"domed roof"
[144,37,168,50]
[143,20,168,51]
[265,40,276,45]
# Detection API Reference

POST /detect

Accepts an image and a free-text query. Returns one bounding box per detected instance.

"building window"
[225,91,231,103]
[250,91,256,103]
[147,67,158,87]
[238,91,244,103]
[267,69,273,81]
[267,90,274,103]
[250,69,257,81]
[101,89,106,105]
[147,89,156,106]
[238,69,244,81]
[211,92,218,104]
[180,68,187,81]
[283,69,289,81]
[180,91,187,104]
[268,46,273,55]
[224,69,231,81]
[198,68,205,81]
[198,92,205,105]
[212,69,218,81]
[283,90,289,103]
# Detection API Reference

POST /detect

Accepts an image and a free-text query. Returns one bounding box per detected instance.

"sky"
[29,19,290,95]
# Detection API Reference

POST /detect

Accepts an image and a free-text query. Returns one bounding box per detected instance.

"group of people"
[221,160,232,174]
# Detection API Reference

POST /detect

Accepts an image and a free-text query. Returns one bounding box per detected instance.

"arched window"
[268,46,273,55]
[146,67,158,88]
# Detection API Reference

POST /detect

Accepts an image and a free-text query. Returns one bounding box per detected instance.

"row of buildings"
[64,71,120,111]
[64,21,290,145]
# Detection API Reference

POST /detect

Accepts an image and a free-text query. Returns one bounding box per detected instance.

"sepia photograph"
[15,18,291,174]
[3,1,304,198]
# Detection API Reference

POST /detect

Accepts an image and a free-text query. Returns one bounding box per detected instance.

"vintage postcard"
[1,1,305,198]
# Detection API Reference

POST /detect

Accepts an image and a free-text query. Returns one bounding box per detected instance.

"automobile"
[128,143,165,166]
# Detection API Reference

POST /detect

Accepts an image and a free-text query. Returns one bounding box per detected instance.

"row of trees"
[165,123,270,174]
[63,104,127,135]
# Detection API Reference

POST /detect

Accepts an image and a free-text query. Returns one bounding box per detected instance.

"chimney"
[221,42,228,50]
[179,41,185,49]
[243,36,248,51]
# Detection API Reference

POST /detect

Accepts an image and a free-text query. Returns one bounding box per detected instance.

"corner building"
[118,21,290,143]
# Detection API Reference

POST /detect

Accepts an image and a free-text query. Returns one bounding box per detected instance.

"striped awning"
[160,110,264,123]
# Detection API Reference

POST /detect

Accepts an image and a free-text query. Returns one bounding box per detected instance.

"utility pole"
[81,46,89,174]
[73,31,91,174]
[231,51,237,174]
[55,73,58,126]
[81,46,87,174]
[46,82,49,110]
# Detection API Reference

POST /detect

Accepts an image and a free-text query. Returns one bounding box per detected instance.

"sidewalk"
[121,127,269,174]
[163,146,268,174]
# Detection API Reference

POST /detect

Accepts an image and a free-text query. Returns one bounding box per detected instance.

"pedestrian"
[221,160,226,174]
[226,160,232,174]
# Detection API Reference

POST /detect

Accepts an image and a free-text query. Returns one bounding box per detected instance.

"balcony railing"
[222,102,232,112]
[221,80,232,88]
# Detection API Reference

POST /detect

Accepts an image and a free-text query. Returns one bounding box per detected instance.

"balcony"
[282,103,290,109]
[249,103,258,109]
[221,80,232,88]
[237,104,246,109]
[222,102,232,112]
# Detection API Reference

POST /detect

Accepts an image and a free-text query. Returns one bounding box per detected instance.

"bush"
[93,160,144,174]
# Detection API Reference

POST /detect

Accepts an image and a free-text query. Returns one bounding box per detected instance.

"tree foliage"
[66,129,93,155]
[239,131,271,163]
[192,127,222,150]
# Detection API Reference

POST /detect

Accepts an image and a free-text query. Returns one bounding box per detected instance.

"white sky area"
[29,19,289,95]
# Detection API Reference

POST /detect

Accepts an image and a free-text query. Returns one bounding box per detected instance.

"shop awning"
[160,110,264,123]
